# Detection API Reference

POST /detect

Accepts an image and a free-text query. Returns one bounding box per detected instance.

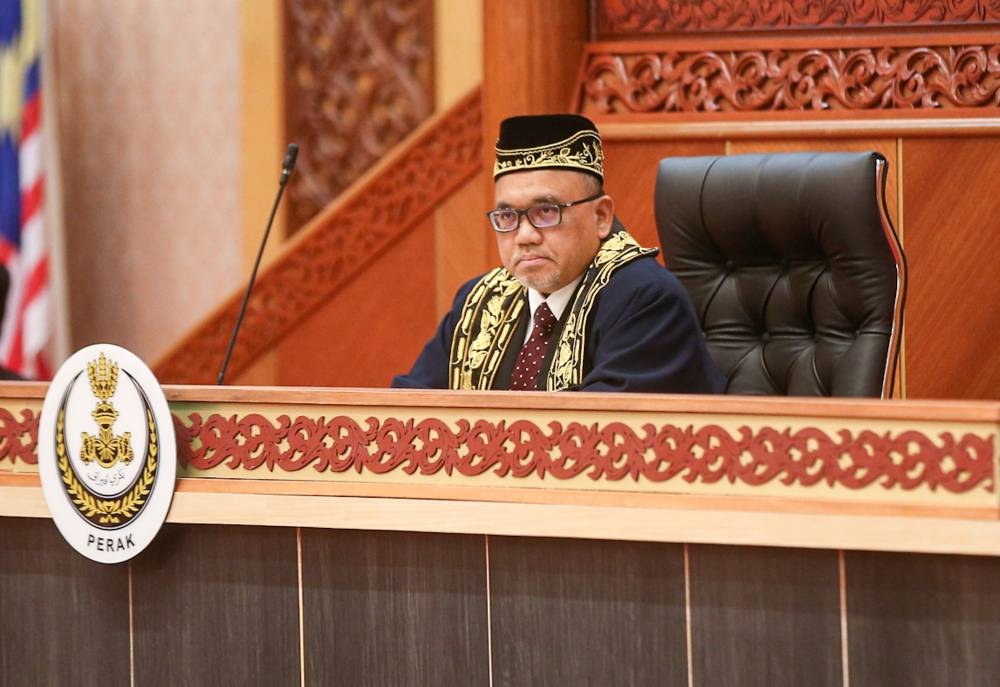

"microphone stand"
[216,144,299,385]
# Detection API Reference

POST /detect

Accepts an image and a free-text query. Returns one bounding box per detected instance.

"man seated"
[393,114,724,393]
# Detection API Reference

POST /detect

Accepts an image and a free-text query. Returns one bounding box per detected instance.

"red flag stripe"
[34,352,50,379]
[18,256,49,311]
[20,179,43,225]
[20,96,40,140]
[4,257,49,373]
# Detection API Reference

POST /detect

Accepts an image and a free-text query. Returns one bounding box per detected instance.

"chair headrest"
[654,152,904,396]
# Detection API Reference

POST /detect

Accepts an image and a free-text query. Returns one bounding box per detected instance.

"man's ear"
[595,194,615,239]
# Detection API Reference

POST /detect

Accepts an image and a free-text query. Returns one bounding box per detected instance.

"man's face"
[494,169,614,295]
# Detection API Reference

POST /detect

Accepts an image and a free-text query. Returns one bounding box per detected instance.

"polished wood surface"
[489,536,687,686]
[2,379,997,420]
[8,516,1000,685]
[131,524,300,686]
[275,219,437,387]
[902,137,1000,400]
[302,529,489,686]
[435,170,490,317]
[0,518,130,687]
[845,550,1000,685]
[689,545,842,687]
[482,0,588,175]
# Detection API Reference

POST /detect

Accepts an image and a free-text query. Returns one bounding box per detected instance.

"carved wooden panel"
[594,0,1000,37]
[168,411,995,496]
[154,90,482,384]
[284,0,434,232]
[579,41,1000,116]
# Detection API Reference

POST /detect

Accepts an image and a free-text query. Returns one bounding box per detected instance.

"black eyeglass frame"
[486,192,605,233]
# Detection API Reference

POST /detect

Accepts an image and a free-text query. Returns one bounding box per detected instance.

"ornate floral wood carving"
[173,411,996,494]
[7,404,994,495]
[154,90,482,384]
[0,407,39,465]
[595,0,1000,36]
[579,44,1000,114]
[284,0,434,232]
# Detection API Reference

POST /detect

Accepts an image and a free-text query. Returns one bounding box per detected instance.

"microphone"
[216,143,299,385]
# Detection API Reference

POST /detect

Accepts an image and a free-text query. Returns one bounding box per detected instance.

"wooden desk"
[2,384,998,686]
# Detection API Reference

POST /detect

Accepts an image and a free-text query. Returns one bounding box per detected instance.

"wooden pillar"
[481,0,589,257]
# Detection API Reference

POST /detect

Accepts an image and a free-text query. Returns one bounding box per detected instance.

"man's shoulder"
[604,253,687,297]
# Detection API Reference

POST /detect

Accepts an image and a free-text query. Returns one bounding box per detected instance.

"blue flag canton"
[0,0,27,249]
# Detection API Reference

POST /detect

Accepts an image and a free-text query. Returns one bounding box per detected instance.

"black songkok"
[493,114,604,182]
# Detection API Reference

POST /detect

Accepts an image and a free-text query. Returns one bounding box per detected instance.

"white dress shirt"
[521,276,583,347]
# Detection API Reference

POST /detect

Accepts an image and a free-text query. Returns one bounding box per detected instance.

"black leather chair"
[654,152,906,397]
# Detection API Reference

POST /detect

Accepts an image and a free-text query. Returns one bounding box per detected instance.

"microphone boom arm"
[216,143,299,385]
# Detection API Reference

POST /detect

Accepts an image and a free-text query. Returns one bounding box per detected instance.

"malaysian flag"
[0,0,50,379]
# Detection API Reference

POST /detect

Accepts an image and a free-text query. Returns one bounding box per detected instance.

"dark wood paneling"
[302,529,489,687]
[902,138,1000,400]
[0,517,130,687]
[689,544,842,687]
[131,524,299,687]
[603,140,727,253]
[489,536,687,687]
[846,550,1000,685]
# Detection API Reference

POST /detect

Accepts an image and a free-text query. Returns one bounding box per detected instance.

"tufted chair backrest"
[654,152,906,397]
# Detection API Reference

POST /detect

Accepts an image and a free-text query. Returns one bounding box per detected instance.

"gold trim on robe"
[449,231,656,390]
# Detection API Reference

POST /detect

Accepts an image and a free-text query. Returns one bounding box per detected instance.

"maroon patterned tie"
[509,302,558,391]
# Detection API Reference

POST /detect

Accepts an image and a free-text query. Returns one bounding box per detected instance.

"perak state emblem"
[38,344,176,564]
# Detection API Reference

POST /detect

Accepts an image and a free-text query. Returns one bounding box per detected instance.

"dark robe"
[392,252,725,394]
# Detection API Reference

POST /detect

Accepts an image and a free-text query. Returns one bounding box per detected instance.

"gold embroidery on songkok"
[493,130,604,180]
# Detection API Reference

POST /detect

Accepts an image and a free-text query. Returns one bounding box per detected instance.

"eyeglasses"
[486,193,604,233]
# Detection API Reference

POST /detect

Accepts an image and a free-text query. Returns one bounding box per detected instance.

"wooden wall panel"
[489,536,688,687]
[131,524,299,687]
[902,138,1000,400]
[483,0,588,179]
[436,170,490,317]
[302,529,489,687]
[689,544,842,687]
[276,219,437,387]
[846,550,1000,685]
[0,517,131,687]
[603,140,727,252]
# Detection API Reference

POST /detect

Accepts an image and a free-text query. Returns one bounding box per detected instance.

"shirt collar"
[527,275,583,322]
